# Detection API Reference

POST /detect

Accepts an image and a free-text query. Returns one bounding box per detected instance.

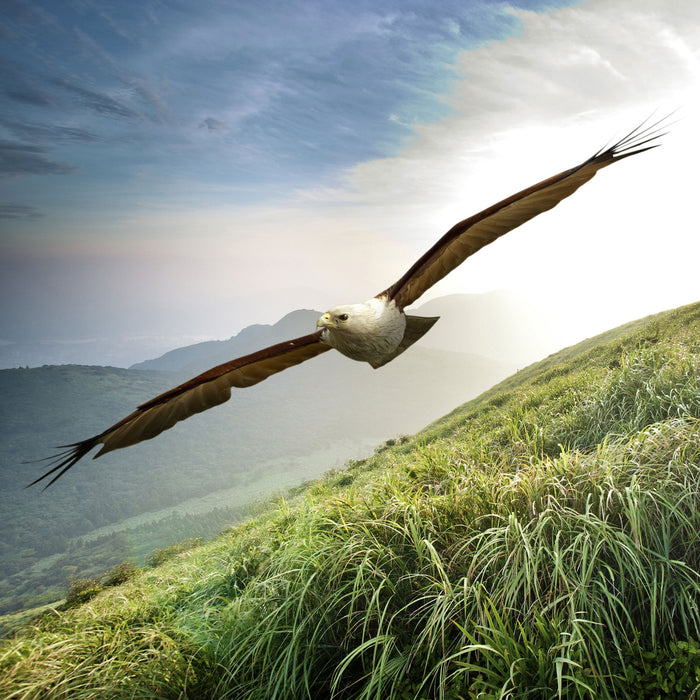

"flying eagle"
[30,119,666,488]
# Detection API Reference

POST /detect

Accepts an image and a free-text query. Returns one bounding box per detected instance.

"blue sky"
[1,0,556,208]
[1,0,699,366]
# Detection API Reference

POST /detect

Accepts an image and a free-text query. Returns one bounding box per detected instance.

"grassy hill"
[0,344,508,614]
[1,301,699,699]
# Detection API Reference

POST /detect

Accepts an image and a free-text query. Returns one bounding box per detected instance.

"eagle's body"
[29,117,669,488]
[318,297,440,368]
[318,297,405,363]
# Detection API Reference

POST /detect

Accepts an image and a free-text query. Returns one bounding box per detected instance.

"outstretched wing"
[29,332,330,488]
[380,117,668,310]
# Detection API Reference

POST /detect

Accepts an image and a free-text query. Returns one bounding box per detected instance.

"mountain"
[130,309,321,373]
[414,291,557,363]
[130,291,553,374]
[0,336,185,371]
[0,290,553,370]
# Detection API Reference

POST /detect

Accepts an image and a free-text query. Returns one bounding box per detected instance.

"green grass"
[1,301,700,699]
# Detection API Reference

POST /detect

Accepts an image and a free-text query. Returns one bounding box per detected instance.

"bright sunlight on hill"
[2,302,700,699]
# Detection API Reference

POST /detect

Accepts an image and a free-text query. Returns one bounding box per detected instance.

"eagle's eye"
[338,313,349,321]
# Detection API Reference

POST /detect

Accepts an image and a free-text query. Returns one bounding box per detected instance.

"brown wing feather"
[29,332,330,488]
[380,117,668,310]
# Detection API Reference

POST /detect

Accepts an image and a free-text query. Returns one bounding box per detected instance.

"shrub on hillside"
[63,577,102,608]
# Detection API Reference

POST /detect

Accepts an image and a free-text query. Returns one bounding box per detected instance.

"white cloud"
[297,0,700,343]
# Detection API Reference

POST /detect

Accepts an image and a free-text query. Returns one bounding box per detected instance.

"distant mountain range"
[0,291,556,370]
[130,291,556,374]
[130,309,322,373]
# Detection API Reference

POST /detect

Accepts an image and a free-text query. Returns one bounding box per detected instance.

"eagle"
[30,118,666,488]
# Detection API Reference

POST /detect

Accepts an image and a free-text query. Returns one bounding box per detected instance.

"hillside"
[0,337,509,614]
[1,301,699,698]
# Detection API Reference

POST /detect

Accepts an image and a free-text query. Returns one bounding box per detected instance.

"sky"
[1,0,699,367]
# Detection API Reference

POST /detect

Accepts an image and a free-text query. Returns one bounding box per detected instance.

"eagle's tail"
[369,315,440,369]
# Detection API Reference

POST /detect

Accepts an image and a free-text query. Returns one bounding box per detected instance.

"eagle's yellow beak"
[316,312,333,329]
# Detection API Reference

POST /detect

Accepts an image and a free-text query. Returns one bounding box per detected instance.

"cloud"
[128,79,171,125]
[0,117,98,144]
[3,85,52,108]
[343,0,700,209]
[0,60,52,108]
[72,26,171,124]
[0,203,43,220]
[0,140,78,177]
[199,117,227,131]
[50,77,142,121]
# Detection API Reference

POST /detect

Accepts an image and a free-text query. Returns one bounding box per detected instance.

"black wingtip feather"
[25,439,100,490]
[594,111,677,162]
